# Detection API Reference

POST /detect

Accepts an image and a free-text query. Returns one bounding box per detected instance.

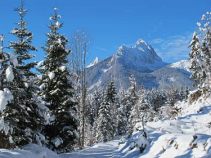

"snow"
[197,22,201,27]
[36,60,44,68]
[135,39,148,48]
[10,53,18,67]
[0,141,120,158]
[55,20,62,29]
[0,35,4,41]
[170,59,191,72]
[60,93,210,158]
[57,38,62,44]
[102,66,112,73]
[0,144,58,158]
[87,57,99,68]
[0,88,13,112]
[0,90,210,158]
[168,77,176,82]
[61,140,119,158]
[115,39,165,70]
[11,29,18,34]
[59,65,66,72]
[48,72,55,80]
[88,80,102,91]
[5,66,14,82]
[52,137,63,148]
[116,94,211,158]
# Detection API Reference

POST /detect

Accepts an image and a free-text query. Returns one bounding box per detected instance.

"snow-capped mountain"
[86,39,193,91]
[169,60,190,72]
[87,57,100,68]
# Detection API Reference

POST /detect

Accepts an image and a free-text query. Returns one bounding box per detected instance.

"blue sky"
[0,0,210,63]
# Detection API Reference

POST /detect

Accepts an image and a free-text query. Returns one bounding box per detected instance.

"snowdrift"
[117,95,211,158]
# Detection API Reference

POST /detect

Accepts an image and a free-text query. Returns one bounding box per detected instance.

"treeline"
[81,76,189,146]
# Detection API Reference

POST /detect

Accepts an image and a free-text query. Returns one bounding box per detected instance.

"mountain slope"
[86,39,192,91]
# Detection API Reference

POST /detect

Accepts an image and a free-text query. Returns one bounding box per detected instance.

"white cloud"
[151,33,192,63]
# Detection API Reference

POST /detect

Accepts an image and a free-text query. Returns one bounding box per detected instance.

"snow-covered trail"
[61,140,121,158]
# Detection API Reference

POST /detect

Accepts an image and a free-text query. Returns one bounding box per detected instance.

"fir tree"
[128,88,148,134]
[189,32,202,87]
[89,89,103,126]
[106,81,117,104]
[95,94,114,142]
[0,35,9,90]
[116,104,127,136]
[189,12,211,91]
[105,81,118,136]
[0,35,12,148]
[201,30,211,90]
[2,1,41,147]
[125,75,139,120]
[39,8,78,153]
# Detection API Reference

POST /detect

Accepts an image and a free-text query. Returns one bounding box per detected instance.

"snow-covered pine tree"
[188,12,211,96]
[105,81,118,136]
[128,88,149,134]
[0,35,9,90]
[90,89,104,144]
[2,1,42,147]
[106,80,117,104]
[201,30,211,92]
[0,35,13,148]
[125,75,139,120]
[95,93,114,142]
[150,89,166,112]
[90,89,103,125]
[116,104,127,136]
[39,8,78,153]
[165,88,180,107]
[189,32,202,87]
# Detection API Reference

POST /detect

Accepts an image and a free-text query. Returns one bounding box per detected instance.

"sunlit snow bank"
[0,144,59,158]
[117,94,211,158]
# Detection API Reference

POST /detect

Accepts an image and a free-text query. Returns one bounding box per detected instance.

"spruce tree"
[189,12,211,91]
[128,88,152,134]
[1,1,41,147]
[0,35,9,90]
[39,8,78,153]
[202,30,211,91]
[125,75,139,120]
[105,81,118,136]
[106,81,117,104]
[116,104,127,136]
[95,94,114,142]
[189,32,202,87]
[0,35,12,148]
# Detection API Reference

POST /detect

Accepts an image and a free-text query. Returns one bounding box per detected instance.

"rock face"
[86,39,193,91]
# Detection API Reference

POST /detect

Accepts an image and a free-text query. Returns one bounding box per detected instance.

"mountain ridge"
[86,39,192,91]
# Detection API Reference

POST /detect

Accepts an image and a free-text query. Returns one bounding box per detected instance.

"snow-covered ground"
[117,95,211,158]
[0,141,120,158]
[0,95,210,158]
[61,141,119,158]
[0,144,58,158]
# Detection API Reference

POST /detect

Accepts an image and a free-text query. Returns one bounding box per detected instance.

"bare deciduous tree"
[69,31,89,148]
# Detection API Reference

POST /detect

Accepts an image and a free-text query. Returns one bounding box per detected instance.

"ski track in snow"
[61,140,121,158]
